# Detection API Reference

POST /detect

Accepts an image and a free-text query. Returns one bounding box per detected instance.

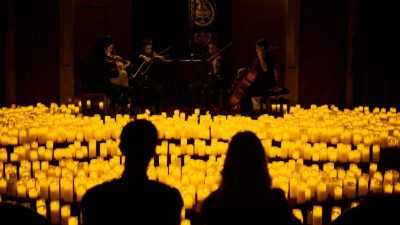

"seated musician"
[88,36,133,114]
[236,38,277,115]
[130,39,164,114]
[189,40,230,111]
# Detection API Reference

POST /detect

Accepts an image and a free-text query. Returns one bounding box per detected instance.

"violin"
[106,54,130,64]
[107,54,131,87]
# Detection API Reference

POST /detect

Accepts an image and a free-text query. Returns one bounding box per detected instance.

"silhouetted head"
[119,119,158,166]
[221,131,271,189]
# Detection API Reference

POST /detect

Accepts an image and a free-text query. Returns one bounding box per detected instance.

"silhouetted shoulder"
[332,195,400,225]
[0,203,51,225]
[81,178,183,225]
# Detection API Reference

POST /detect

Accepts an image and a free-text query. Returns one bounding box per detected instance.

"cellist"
[233,39,277,115]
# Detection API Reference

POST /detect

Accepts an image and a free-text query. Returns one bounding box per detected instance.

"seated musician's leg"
[189,81,204,109]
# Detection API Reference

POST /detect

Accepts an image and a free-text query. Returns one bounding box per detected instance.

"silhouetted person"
[81,119,183,225]
[331,195,400,225]
[0,202,51,225]
[196,131,301,225]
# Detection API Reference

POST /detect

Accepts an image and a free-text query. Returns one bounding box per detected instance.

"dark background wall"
[232,0,286,87]
[298,0,348,108]
[75,0,132,96]
[2,0,399,108]
[0,0,4,106]
[15,0,60,105]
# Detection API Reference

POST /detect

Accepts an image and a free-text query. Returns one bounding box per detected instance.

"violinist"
[87,36,133,114]
[130,39,163,114]
[138,39,166,63]
[189,40,231,111]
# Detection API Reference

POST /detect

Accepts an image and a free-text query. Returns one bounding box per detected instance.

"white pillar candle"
[50,200,60,224]
[331,206,341,222]
[358,176,368,196]
[50,181,60,200]
[372,145,380,162]
[17,182,27,198]
[88,140,97,158]
[61,205,71,225]
[312,205,323,225]
[317,182,327,202]
[68,216,78,225]
[37,205,47,218]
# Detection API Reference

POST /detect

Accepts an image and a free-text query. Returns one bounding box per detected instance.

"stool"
[80,93,108,115]
[254,87,290,115]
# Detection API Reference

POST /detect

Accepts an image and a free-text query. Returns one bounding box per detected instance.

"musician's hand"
[116,61,124,71]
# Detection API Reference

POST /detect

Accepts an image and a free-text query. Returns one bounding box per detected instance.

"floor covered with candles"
[1,103,400,225]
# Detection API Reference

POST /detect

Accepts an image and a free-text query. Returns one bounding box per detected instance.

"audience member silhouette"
[196,131,301,225]
[0,202,51,225]
[81,119,183,225]
[331,195,400,225]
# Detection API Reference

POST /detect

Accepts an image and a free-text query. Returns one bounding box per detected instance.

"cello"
[228,68,258,113]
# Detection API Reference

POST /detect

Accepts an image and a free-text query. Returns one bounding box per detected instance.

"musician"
[88,36,132,113]
[130,39,163,114]
[189,41,230,111]
[237,38,277,114]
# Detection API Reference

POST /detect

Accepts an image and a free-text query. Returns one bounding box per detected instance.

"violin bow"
[206,42,233,61]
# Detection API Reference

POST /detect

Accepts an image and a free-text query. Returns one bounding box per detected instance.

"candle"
[296,182,306,204]
[372,145,380,162]
[292,209,303,224]
[39,180,49,199]
[61,205,71,225]
[312,205,323,225]
[384,183,393,194]
[50,181,60,200]
[89,140,96,158]
[358,175,368,196]
[317,182,327,202]
[17,182,27,198]
[183,194,194,209]
[50,200,60,224]
[37,205,47,218]
[86,100,91,109]
[99,101,104,111]
[333,186,342,200]
[331,206,341,222]
[68,217,78,225]
[0,178,6,194]
[76,185,86,202]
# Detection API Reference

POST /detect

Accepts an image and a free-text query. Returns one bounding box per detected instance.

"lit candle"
[86,100,91,109]
[37,205,47,218]
[17,182,27,198]
[317,182,327,202]
[99,101,104,111]
[358,175,368,196]
[61,205,70,225]
[0,178,6,194]
[50,200,60,224]
[331,206,341,222]
[372,145,380,162]
[183,194,194,209]
[50,181,60,200]
[68,216,78,225]
[312,205,323,225]
[333,186,342,200]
